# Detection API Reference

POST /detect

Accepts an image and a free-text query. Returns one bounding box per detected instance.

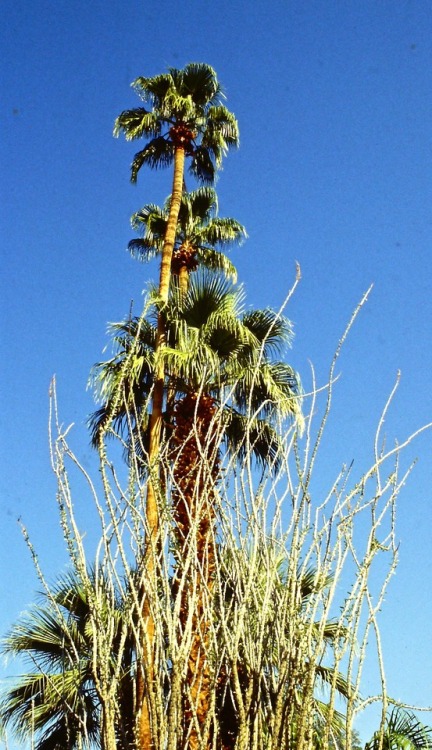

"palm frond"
[196,248,237,282]
[132,72,174,108]
[182,273,245,324]
[177,63,222,107]
[242,308,294,355]
[228,360,300,418]
[313,664,351,700]
[131,203,167,236]
[189,145,216,183]
[186,186,218,219]
[197,216,246,248]
[113,108,161,140]
[221,410,285,468]
[130,137,174,182]
[202,105,240,161]
[0,570,134,750]
[127,238,160,261]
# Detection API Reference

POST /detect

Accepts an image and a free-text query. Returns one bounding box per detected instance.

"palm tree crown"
[114,63,239,184]
[128,187,246,294]
[89,273,303,466]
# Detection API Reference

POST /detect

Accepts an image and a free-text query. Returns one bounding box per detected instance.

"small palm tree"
[129,186,246,296]
[0,572,135,750]
[365,708,432,750]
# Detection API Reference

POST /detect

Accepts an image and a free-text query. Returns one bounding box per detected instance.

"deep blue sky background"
[1,0,431,742]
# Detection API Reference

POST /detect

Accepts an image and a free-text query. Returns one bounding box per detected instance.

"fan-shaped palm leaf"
[89,273,302,458]
[0,571,134,750]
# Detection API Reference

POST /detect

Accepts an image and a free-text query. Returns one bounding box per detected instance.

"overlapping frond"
[366,708,432,750]
[183,185,218,220]
[195,247,237,282]
[1,570,134,750]
[171,63,223,107]
[221,409,285,467]
[180,273,245,325]
[131,203,166,236]
[88,324,155,447]
[203,105,239,150]
[1,593,97,748]
[132,73,174,109]
[242,308,294,355]
[188,145,215,183]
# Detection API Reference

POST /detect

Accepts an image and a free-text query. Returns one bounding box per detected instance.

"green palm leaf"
[1,570,134,750]
[130,137,174,181]
[113,108,161,140]
[366,708,432,750]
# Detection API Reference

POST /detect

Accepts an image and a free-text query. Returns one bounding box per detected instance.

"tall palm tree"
[365,708,432,750]
[128,186,246,296]
[89,273,303,748]
[114,73,239,745]
[0,571,135,750]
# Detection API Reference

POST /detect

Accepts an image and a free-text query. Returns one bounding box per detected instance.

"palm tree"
[89,273,303,748]
[365,708,432,750]
[128,186,246,296]
[114,73,239,744]
[0,571,135,750]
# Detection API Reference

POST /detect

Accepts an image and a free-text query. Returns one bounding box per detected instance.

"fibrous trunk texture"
[171,392,220,750]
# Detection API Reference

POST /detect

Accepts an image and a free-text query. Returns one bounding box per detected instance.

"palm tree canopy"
[114,63,239,183]
[89,274,303,465]
[128,187,246,282]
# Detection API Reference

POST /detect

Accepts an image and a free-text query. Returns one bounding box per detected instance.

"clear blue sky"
[1,0,431,741]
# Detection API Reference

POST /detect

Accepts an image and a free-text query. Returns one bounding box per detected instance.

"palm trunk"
[138,145,186,750]
[178,264,189,298]
[172,240,196,299]
[171,392,220,750]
